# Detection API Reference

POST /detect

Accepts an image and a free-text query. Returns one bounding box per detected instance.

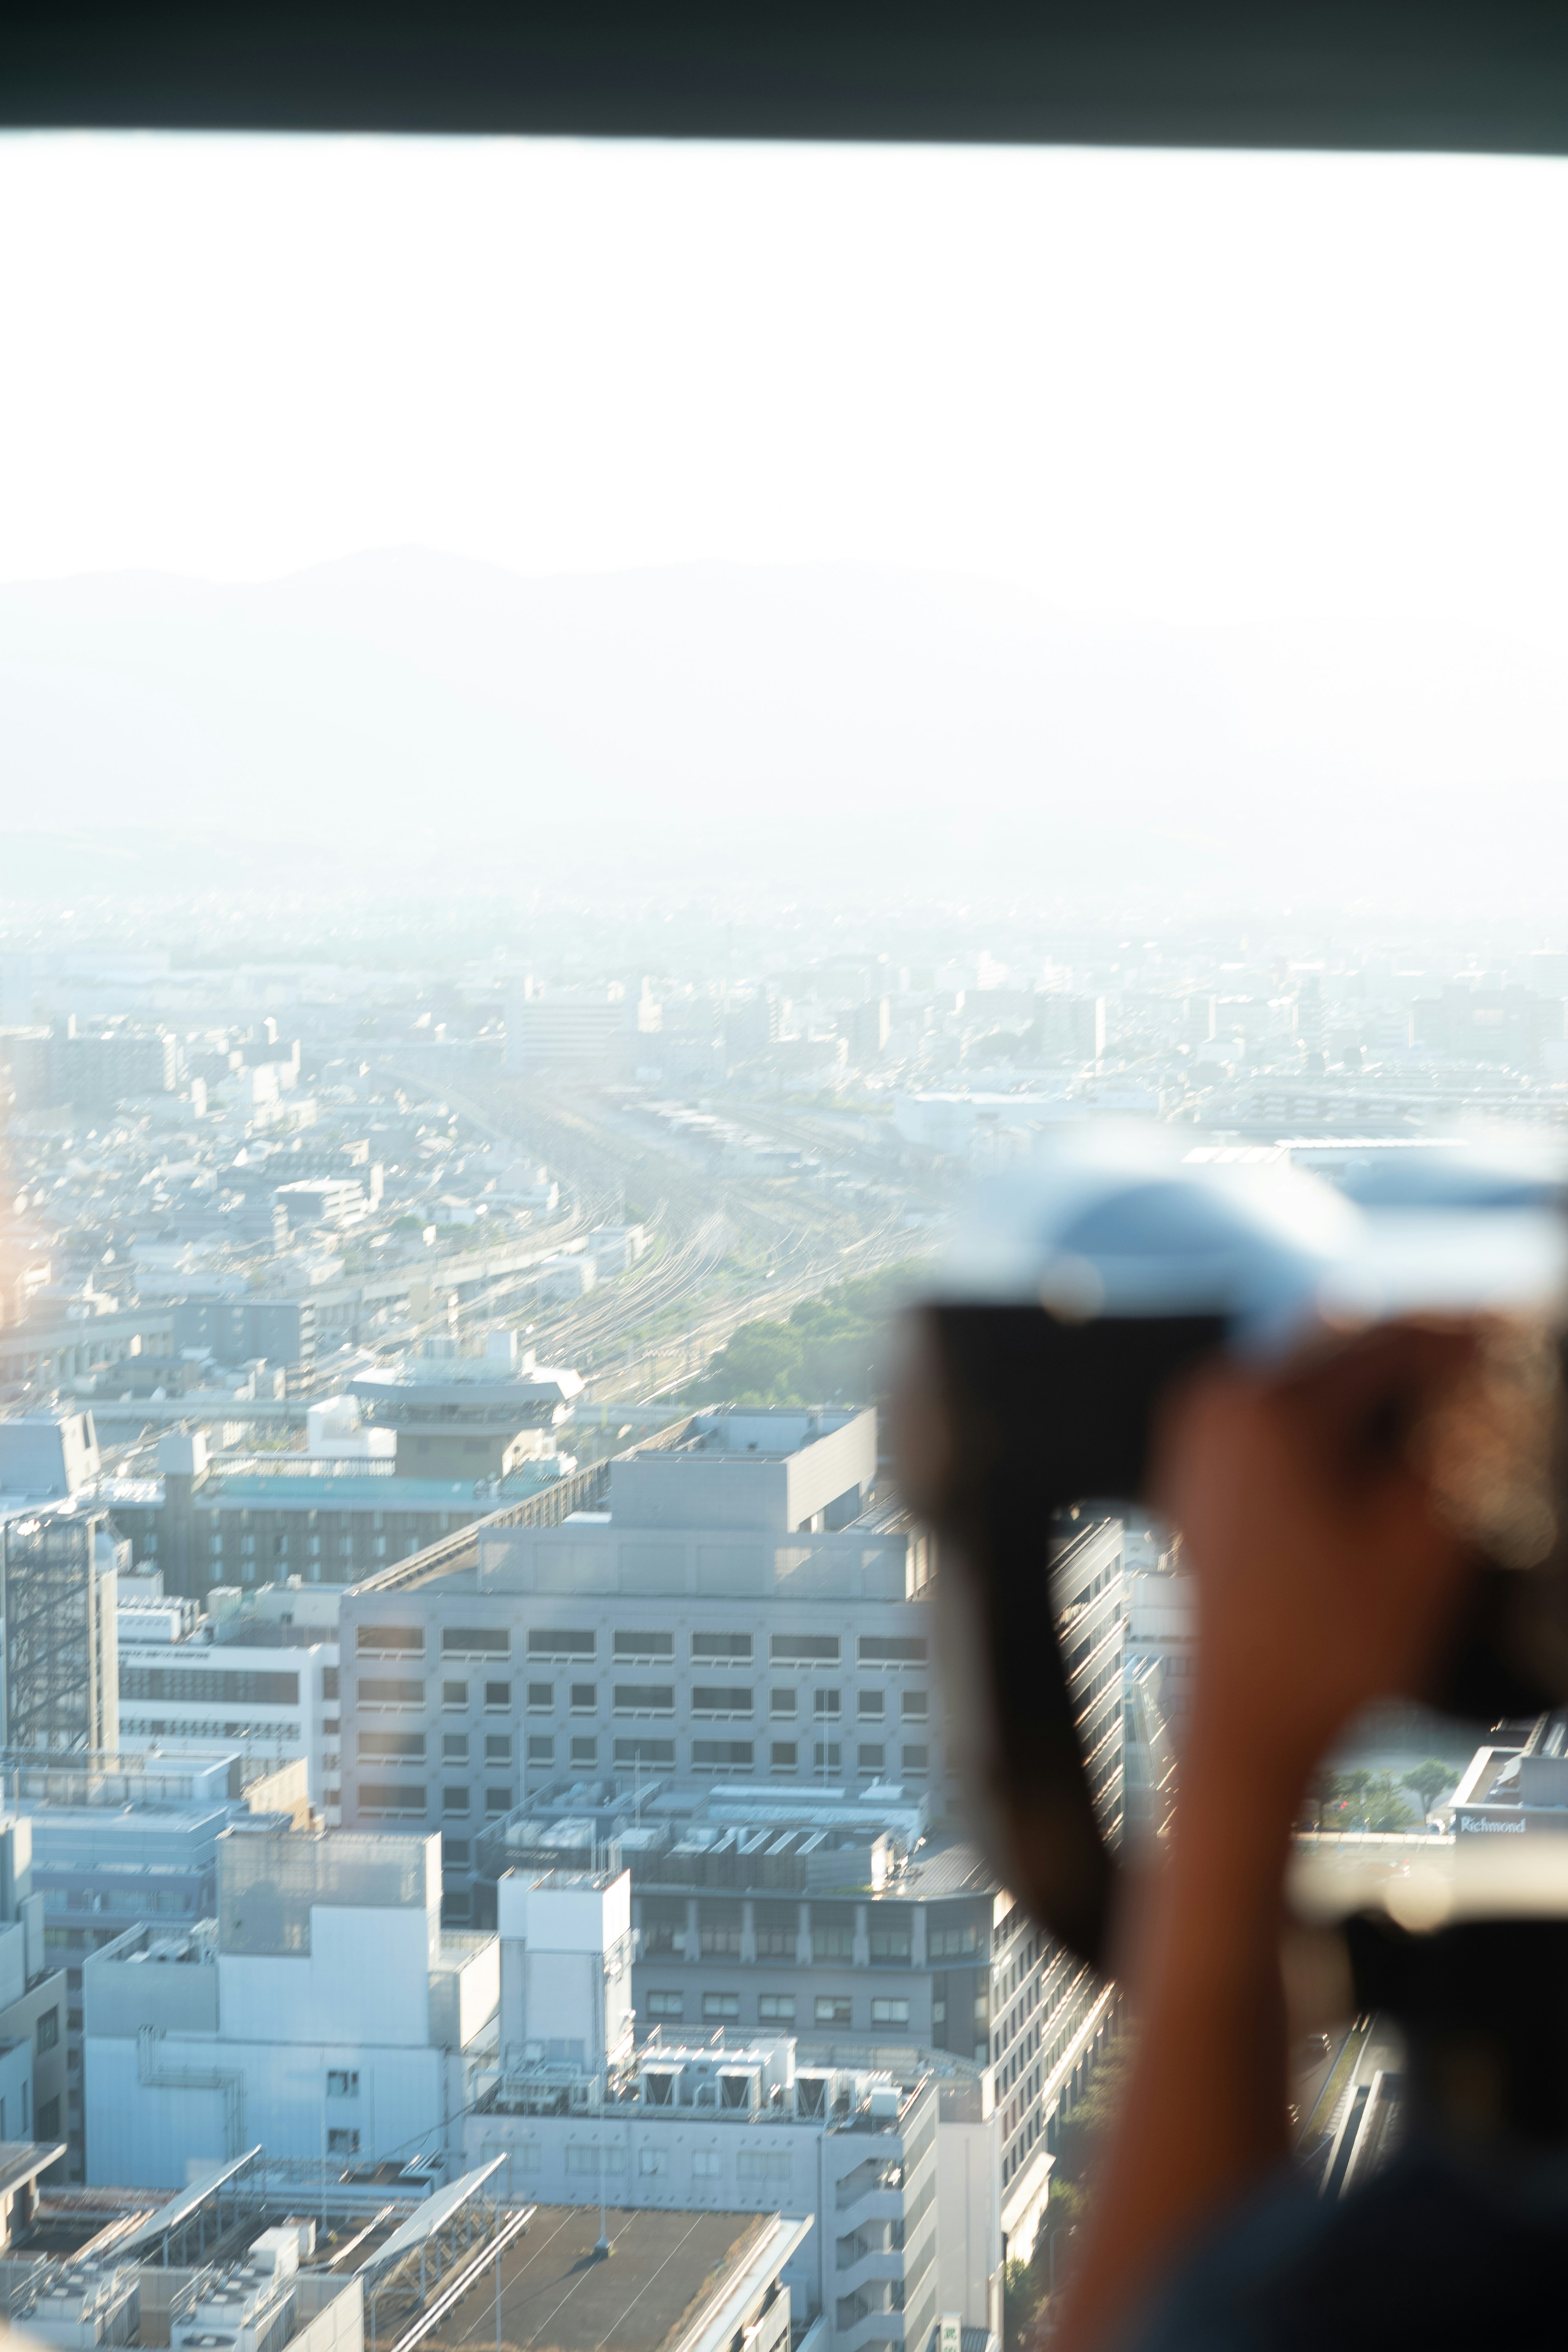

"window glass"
[16,126,1568,2244]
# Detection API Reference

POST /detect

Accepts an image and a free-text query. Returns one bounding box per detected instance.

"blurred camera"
[893,1128,1568,1969]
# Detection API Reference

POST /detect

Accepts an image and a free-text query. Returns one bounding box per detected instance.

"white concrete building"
[82,1828,498,2187]
[1123,1567,1195,1733]
[464,1867,999,2352]
[117,1579,343,1821]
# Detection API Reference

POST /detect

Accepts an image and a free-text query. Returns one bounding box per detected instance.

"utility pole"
[592,2065,613,2260]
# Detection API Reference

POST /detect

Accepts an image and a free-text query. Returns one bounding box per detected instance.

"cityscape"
[0,884,1558,2345]
[5,108,1568,2352]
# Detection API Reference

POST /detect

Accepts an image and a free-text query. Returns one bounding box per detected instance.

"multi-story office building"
[463,1866,995,2352]
[0,1409,102,1505]
[506,981,656,1071]
[83,1826,499,2186]
[117,1578,343,1817]
[50,1025,180,1109]
[1124,1561,1196,1733]
[334,1421,1121,2261]
[171,1296,318,1373]
[483,1776,1111,2262]
[337,1410,938,1867]
[1410,982,1564,1069]
[98,1427,543,1599]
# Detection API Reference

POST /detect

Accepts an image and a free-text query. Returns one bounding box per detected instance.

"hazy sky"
[5,134,1568,632]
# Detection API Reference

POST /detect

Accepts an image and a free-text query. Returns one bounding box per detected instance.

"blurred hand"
[1150,1324,1477,1797]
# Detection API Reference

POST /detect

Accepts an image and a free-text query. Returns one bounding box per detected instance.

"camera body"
[894,1130,1568,1972]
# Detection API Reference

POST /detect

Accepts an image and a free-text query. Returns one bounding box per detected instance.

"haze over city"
[2,120,1568,2341]
[5,136,1568,907]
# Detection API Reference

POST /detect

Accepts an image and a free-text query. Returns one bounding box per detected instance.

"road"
[1295,2013,1404,2193]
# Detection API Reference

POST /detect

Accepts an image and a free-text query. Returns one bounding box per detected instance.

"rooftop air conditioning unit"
[719,2067,760,2111]
[795,2072,831,2118]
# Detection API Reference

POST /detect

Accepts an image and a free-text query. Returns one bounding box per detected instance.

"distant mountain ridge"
[3,549,1565,905]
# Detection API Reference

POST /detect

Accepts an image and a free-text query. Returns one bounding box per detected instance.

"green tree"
[1336,1768,1373,1829]
[1003,2256,1044,2352]
[699,1319,806,1403]
[681,1261,931,1408]
[1363,1771,1414,1832]
[1402,1758,1453,1822]
[1010,2042,1134,2339]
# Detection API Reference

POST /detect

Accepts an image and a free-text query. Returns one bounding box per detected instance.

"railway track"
[401,1058,926,1405]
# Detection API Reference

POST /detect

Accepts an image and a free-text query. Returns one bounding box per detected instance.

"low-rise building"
[1450,1737,1568,1836]
[83,1826,499,2187]
[12,1745,307,2182]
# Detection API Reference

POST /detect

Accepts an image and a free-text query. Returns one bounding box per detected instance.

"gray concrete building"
[96,1428,591,1600]
[336,1411,939,1865]
[335,1414,1123,2263]
[0,1815,68,2165]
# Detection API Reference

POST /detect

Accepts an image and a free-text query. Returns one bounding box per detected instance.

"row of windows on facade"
[644,1989,916,2027]
[465,2139,800,2185]
[120,1717,317,1753]
[360,1676,512,1711]
[1002,2116,1043,2185]
[355,1684,929,1726]
[639,1918,952,1964]
[355,1626,929,1667]
[60,1885,192,1915]
[361,1730,516,1764]
[135,1514,456,1554]
[357,1734,933,1812]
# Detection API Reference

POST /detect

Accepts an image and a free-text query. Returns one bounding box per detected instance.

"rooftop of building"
[479,1778,936,1888]
[353,1363,583,1408]
[2,1744,291,1811]
[483,2036,935,2136]
[0,2140,67,2206]
[656,1406,864,1461]
[479,1792,999,1911]
[198,1468,497,1506]
[209,1617,341,1650]
[98,1453,576,1512]
[422,2205,786,2352]
[899,1841,999,1900]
